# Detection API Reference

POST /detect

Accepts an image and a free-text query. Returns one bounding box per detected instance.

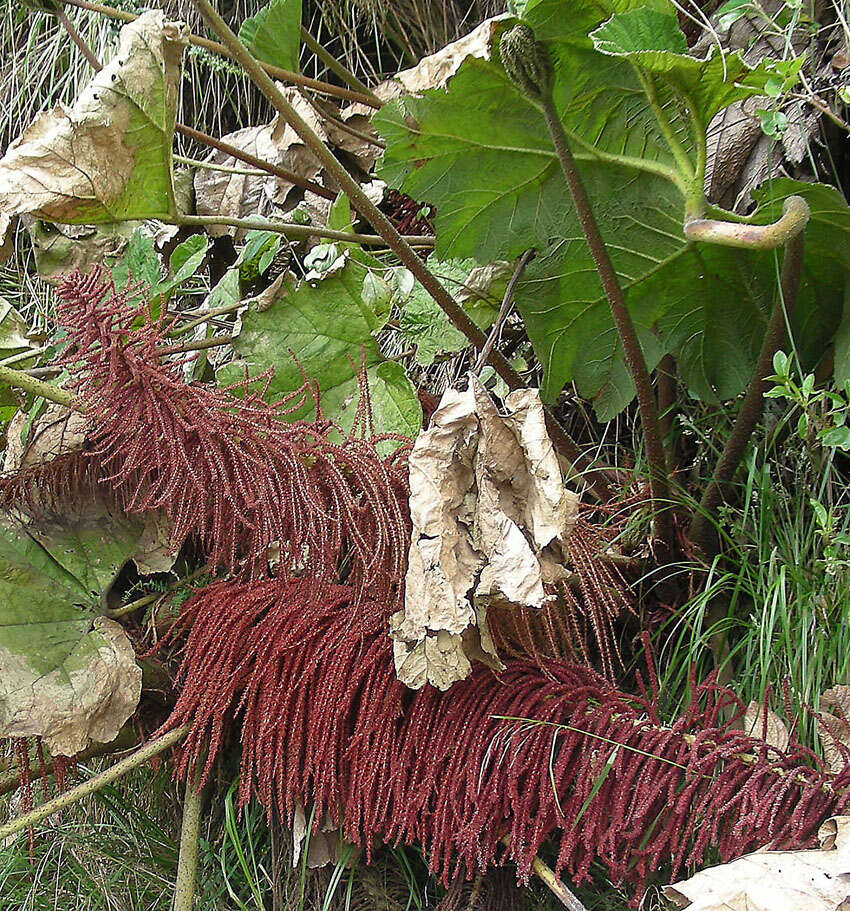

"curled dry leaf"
[0,12,186,245]
[194,86,382,235]
[3,405,88,474]
[743,700,791,752]
[818,685,850,773]
[391,375,579,690]
[663,816,850,911]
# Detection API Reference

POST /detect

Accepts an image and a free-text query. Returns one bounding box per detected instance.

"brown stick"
[175,124,335,200]
[473,249,535,375]
[299,27,382,106]
[188,0,616,502]
[55,5,102,71]
[59,0,380,107]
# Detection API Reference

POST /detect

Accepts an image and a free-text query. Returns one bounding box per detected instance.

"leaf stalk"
[690,208,808,556]
[0,726,189,841]
[538,94,673,553]
[188,0,616,502]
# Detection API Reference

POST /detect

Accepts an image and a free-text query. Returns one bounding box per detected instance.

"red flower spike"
[163,577,850,901]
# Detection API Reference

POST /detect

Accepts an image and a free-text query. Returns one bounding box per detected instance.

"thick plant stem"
[55,5,102,70]
[538,97,673,551]
[50,6,333,203]
[500,836,587,911]
[173,763,205,911]
[0,365,76,409]
[188,0,615,502]
[0,726,189,841]
[684,196,811,249]
[690,227,807,556]
[106,564,211,619]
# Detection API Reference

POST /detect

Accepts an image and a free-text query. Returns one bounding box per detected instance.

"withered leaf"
[664,816,850,911]
[0,12,186,243]
[392,376,578,691]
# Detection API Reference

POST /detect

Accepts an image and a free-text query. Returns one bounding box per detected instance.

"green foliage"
[396,258,499,365]
[238,0,302,73]
[375,0,848,419]
[218,256,422,446]
[111,230,210,311]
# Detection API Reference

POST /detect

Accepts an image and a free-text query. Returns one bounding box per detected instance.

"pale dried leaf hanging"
[664,816,850,911]
[818,685,850,773]
[391,376,579,690]
[743,701,791,752]
[0,12,186,244]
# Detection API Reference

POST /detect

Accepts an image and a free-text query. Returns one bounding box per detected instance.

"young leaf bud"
[499,23,554,102]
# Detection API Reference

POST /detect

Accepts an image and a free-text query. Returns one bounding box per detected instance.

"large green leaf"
[375,0,841,417]
[398,259,503,365]
[0,12,185,244]
[0,506,144,756]
[218,258,422,447]
[239,0,302,72]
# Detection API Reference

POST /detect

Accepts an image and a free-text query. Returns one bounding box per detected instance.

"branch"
[473,249,535,375]
[299,27,383,106]
[106,564,211,620]
[0,727,137,799]
[0,365,76,409]
[0,726,189,841]
[173,761,206,911]
[689,212,807,556]
[684,195,811,249]
[46,13,337,201]
[165,214,434,248]
[174,124,335,200]
[188,0,616,503]
[500,836,587,911]
[58,0,380,107]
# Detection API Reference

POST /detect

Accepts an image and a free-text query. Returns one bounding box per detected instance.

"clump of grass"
[657,386,850,749]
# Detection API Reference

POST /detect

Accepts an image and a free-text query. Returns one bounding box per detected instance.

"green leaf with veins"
[0,506,144,756]
[239,0,302,73]
[398,259,499,366]
[374,0,842,417]
[218,257,422,448]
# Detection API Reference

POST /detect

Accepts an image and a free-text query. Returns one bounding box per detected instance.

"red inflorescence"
[42,270,411,606]
[164,577,850,899]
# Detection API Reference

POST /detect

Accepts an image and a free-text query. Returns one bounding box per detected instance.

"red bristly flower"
[164,577,850,900]
[24,270,412,606]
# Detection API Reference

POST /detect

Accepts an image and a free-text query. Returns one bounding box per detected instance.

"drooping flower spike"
[165,576,850,900]
[17,270,412,608]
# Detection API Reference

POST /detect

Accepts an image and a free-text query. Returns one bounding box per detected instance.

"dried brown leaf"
[663,816,850,910]
[742,701,791,752]
[392,376,579,690]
